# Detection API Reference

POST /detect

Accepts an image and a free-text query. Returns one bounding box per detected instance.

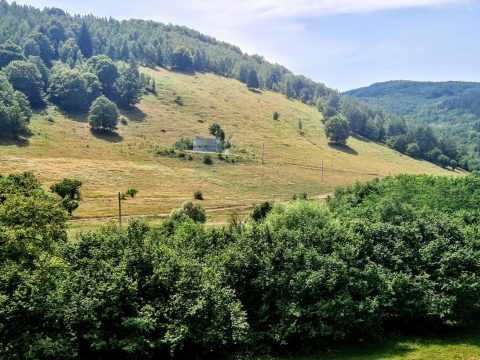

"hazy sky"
[9,0,480,90]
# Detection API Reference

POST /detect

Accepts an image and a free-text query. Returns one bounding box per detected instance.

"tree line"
[1,172,480,358]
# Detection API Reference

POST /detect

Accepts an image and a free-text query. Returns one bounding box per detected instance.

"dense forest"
[346,81,480,171]
[0,1,471,170]
[1,171,480,358]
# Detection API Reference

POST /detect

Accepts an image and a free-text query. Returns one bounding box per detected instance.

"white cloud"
[167,0,468,21]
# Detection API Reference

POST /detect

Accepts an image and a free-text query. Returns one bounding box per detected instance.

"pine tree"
[246,69,260,89]
[77,23,93,59]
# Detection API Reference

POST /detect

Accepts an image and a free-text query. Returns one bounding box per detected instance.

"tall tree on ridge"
[247,69,260,89]
[77,22,93,59]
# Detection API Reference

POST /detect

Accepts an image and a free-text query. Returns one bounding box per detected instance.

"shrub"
[251,201,272,222]
[174,138,193,150]
[174,95,183,105]
[451,159,458,170]
[156,148,193,160]
[125,188,139,198]
[203,154,213,165]
[273,111,280,121]
[406,142,421,158]
[438,154,451,168]
[292,192,308,201]
[120,116,128,125]
[171,201,207,223]
[4,174,480,358]
[194,190,204,200]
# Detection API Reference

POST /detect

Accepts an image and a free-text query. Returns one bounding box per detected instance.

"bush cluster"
[2,173,480,359]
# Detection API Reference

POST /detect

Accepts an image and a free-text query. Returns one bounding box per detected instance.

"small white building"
[193,138,220,153]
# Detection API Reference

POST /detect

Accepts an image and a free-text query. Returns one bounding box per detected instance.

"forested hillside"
[346,81,480,171]
[0,1,469,171]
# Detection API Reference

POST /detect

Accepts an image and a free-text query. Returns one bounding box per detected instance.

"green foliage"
[203,153,213,165]
[346,81,480,171]
[125,188,139,198]
[4,60,44,107]
[88,95,119,132]
[50,178,82,215]
[114,61,142,109]
[2,173,480,358]
[292,192,308,200]
[174,138,193,150]
[155,148,193,160]
[438,154,451,168]
[0,41,25,68]
[251,201,272,222]
[325,114,350,145]
[60,197,79,216]
[0,172,67,359]
[77,22,93,59]
[209,122,225,141]
[24,31,55,66]
[48,63,101,111]
[50,178,82,200]
[247,69,260,89]
[58,38,83,66]
[194,190,204,200]
[451,159,458,170]
[406,142,421,158]
[170,47,194,71]
[171,201,207,223]
[0,73,32,137]
[273,111,280,120]
[86,55,119,96]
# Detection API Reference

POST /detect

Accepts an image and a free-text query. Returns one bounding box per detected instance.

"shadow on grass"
[170,68,196,76]
[351,134,373,143]
[0,136,30,147]
[59,110,89,123]
[90,129,123,143]
[270,328,480,360]
[120,107,147,122]
[248,88,262,94]
[328,143,359,155]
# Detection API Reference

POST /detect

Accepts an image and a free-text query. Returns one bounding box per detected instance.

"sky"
[9,0,480,90]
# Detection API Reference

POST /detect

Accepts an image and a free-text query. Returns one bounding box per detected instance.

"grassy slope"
[0,68,452,222]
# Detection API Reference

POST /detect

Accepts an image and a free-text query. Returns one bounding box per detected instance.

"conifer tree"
[247,69,260,89]
[77,22,93,59]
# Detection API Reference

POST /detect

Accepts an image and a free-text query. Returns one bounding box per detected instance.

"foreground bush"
[1,173,480,358]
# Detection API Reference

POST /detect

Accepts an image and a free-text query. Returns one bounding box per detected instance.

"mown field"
[0,67,453,225]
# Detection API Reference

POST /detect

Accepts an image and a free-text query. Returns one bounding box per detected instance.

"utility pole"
[118,192,122,227]
[321,160,324,182]
[262,143,265,165]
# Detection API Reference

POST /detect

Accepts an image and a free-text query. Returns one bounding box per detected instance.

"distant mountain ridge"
[345,80,480,120]
[345,80,480,170]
